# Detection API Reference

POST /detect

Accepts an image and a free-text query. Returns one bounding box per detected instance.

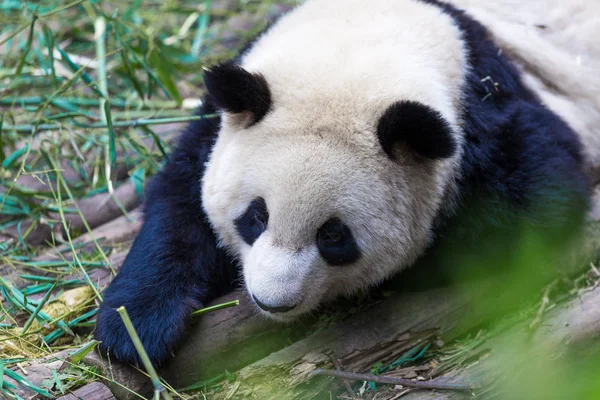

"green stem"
[191,0,213,56]
[21,282,57,335]
[3,114,216,132]
[116,306,173,400]
[0,96,184,109]
[192,299,239,316]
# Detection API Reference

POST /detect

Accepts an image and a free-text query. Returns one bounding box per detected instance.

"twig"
[529,280,558,330]
[310,369,477,392]
[329,355,355,398]
[590,263,600,278]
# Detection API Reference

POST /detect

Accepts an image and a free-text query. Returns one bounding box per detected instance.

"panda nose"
[252,295,297,313]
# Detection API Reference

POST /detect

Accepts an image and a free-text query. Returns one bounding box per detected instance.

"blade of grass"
[3,114,215,132]
[120,48,146,100]
[2,144,30,169]
[191,0,213,57]
[38,0,87,18]
[0,362,4,391]
[41,25,57,87]
[96,15,108,102]
[56,182,115,274]
[21,282,57,335]
[141,126,169,160]
[130,166,146,198]
[123,0,144,21]
[56,47,106,98]
[67,340,99,363]
[0,277,74,336]
[44,309,98,343]
[44,170,103,301]
[103,100,117,187]
[51,369,65,395]
[2,384,25,400]
[0,113,4,165]
[116,306,173,400]
[15,15,38,77]
[192,299,239,316]
[3,368,54,397]
[147,49,182,105]
[0,96,179,109]
[0,22,29,48]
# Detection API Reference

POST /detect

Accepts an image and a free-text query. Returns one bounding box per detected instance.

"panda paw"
[95,298,193,366]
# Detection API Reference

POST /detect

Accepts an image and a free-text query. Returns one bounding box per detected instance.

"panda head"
[201,4,466,320]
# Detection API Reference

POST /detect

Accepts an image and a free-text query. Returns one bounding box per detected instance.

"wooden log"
[0,209,142,289]
[49,181,142,241]
[78,352,154,400]
[7,253,600,400]
[57,382,117,400]
[5,347,152,400]
[162,287,472,392]
[1,182,141,246]
[199,284,600,400]
[400,284,600,400]
[8,219,600,400]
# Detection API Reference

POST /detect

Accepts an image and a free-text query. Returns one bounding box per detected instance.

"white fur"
[202,0,468,318]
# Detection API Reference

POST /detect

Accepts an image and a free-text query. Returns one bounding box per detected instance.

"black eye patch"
[235,197,268,245]
[316,217,361,266]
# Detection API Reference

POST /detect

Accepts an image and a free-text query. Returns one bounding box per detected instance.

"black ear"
[203,62,272,125]
[377,101,456,161]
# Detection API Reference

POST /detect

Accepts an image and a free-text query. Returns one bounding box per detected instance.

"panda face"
[202,117,460,320]
[202,0,468,319]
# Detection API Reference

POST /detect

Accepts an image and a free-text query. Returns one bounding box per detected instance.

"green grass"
[0,0,294,398]
[2,1,599,400]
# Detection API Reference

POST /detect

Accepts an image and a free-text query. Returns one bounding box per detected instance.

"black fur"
[96,1,590,366]
[235,197,269,245]
[317,217,362,266]
[203,62,271,125]
[94,103,238,366]
[377,100,456,160]
[424,0,589,234]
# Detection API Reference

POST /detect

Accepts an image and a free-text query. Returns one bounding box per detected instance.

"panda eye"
[316,217,361,266]
[253,212,267,228]
[235,197,269,245]
[318,226,344,244]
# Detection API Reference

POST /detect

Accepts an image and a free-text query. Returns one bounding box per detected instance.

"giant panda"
[95,0,590,365]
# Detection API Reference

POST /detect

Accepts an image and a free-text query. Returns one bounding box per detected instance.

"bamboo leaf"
[123,0,144,21]
[68,340,100,364]
[191,0,213,57]
[42,24,57,87]
[2,144,30,169]
[0,113,4,165]
[103,100,117,175]
[56,46,106,98]
[21,282,57,335]
[148,49,182,105]
[51,369,65,395]
[130,166,146,198]
[119,46,146,100]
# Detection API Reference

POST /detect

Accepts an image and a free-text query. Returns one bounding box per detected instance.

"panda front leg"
[95,120,238,366]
